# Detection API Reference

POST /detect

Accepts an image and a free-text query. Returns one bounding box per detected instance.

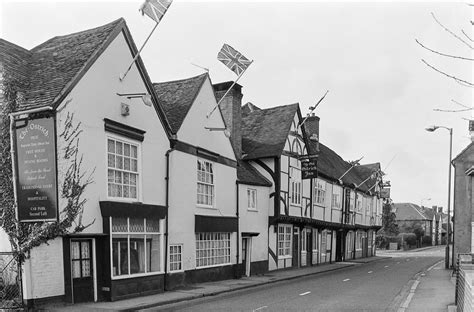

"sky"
[0,0,472,212]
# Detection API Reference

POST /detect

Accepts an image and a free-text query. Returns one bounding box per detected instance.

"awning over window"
[99,201,167,219]
[195,215,238,232]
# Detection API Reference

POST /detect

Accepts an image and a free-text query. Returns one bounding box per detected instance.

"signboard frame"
[13,112,59,223]
[301,158,317,180]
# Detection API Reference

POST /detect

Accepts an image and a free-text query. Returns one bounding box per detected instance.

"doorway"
[242,237,251,277]
[292,227,300,268]
[71,239,94,303]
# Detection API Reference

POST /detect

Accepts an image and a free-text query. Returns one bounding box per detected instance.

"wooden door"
[71,239,94,303]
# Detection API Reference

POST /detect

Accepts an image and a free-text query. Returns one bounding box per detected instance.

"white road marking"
[299,291,311,296]
[397,262,400,264]
[253,306,268,311]
[368,271,373,274]
[384,265,389,268]
[343,278,350,282]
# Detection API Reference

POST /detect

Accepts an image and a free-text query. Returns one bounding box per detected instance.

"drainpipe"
[236,181,240,278]
[164,147,174,290]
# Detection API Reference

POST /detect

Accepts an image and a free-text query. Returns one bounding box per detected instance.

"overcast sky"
[0,0,472,211]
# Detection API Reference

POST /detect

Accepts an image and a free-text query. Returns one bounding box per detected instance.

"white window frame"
[356,194,362,212]
[106,135,141,201]
[197,159,215,208]
[331,184,342,209]
[169,244,183,272]
[247,188,257,211]
[314,178,326,206]
[290,167,302,206]
[109,217,164,280]
[301,229,307,252]
[195,232,231,268]
[278,224,292,258]
[312,229,318,252]
[349,191,355,211]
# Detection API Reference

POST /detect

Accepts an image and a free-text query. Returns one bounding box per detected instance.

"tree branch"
[415,39,474,60]
[421,59,474,87]
[462,29,474,43]
[451,99,471,109]
[431,12,473,50]
[433,108,473,112]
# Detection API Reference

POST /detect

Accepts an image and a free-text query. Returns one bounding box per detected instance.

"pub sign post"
[13,114,58,222]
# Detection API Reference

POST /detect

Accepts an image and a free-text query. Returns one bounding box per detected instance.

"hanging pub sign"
[380,187,391,199]
[14,115,58,222]
[301,159,317,179]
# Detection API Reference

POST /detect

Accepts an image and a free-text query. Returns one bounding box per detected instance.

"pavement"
[41,257,383,312]
[40,246,456,312]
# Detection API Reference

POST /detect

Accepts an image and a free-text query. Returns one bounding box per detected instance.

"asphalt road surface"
[150,246,444,312]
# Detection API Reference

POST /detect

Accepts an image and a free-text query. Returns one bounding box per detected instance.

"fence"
[455,253,474,312]
[0,252,23,310]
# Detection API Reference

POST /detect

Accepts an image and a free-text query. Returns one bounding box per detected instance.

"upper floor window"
[247,188,257,210]
[332,184,342,209]
[349,191,355,211]
[107,137,139,199]
[356,194,363,212]
[197,159,214,207]
[314,178,326,206]
[290,167,301,206]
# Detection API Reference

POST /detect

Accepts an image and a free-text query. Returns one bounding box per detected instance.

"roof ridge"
[0,39,32,54]
[30,18,125,52]
[153,72,208,86]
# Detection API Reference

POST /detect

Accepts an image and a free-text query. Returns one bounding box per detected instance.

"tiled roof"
[315,142,375,192]
[237,160,272,187]
[2,18,124,111]
[241,102,261,115]
[241,103,299,160]
[153,73,208,134]
[392,203,429,221]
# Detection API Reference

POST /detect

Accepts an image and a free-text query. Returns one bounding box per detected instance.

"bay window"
[111,217,163,277]
[195,232,231,267]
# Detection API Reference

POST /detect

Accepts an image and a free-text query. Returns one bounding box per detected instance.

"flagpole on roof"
[206,60,253,119]
[298,90,329,130]
[338,156,364,184]
[120,22,159,81]
[356,169,381,189]
[120,0,173,81]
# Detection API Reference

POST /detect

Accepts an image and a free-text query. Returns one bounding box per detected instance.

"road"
[149,246,444,312]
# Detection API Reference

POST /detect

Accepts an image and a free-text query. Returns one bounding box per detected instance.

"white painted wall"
[24,31,170,300]
[239,184,270,264]
[178,77,235,161]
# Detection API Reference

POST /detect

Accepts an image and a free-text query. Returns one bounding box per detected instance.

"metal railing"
[455,253,474,312]
[0,252,23,310]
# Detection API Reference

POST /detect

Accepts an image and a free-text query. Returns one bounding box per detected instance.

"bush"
[422,235,432,246]
[376,234,401,249]
[398,233,417,248]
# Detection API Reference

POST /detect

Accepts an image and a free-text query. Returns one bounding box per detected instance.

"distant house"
[452,143,474,260]
[392,203,432,237]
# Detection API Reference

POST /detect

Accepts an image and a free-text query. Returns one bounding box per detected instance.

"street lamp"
[425,125,453,269]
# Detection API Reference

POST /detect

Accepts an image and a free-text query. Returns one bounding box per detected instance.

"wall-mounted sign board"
[302,159,317,180]
[14,115,58,222]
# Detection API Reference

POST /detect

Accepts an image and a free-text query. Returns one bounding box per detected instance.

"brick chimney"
[213,81,242,159]
[438,207,443,214]
[304,113,320,152]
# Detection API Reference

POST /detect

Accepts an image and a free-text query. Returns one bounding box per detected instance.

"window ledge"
[196,263,232,270]
[196,204,216,210]
[112,271,164,280]
[247,208,258,212]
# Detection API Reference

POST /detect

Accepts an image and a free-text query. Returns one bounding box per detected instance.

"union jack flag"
[140,0,173,23]
[217,44,252,76]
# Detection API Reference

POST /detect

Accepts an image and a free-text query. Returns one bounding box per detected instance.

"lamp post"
[425,125,452,269]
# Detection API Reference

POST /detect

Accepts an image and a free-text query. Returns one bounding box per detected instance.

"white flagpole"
[298,90,329,129]
[120,22,159,81]
[206,60,254,119]
[338,156,364,183]
[356,170,380,189]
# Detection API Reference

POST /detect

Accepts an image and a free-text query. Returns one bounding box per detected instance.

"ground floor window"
[195,232,231,267]
[169,244,183,272]
[110,217,163,277]
[312,229,318,251]
[301,229,307,252]
[278,224,292,257]
[321,230,327,255]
